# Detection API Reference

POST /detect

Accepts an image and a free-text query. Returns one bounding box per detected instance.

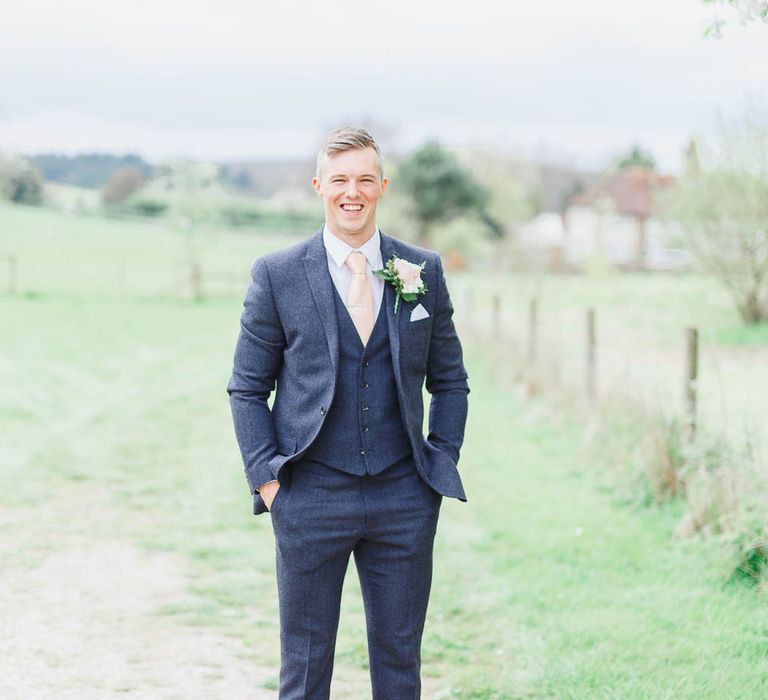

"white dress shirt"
[322,224,385,316]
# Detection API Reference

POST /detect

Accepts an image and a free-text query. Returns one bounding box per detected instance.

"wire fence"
[452,280,767,463]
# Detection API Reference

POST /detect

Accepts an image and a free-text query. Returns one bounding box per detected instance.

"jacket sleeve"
[226,258,286,494]
[425,253,469,465]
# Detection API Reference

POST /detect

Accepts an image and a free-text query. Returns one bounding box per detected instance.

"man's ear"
[312,177,322,196]
[380,176,389,195]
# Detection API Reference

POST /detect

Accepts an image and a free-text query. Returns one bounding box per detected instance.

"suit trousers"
[269,455,442,700]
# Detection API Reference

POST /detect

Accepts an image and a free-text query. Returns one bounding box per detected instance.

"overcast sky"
[1,0,766,172]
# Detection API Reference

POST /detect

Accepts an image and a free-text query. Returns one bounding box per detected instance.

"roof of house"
[568,167,675,218]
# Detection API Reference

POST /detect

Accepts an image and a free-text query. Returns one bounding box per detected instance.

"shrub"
[730,515,768,588]
[125,197,168,217]
[636,418,686,504]
[0,154,44,204]
[219,202,265,227]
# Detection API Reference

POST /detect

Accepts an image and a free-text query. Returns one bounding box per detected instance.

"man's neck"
[325,223,377,249]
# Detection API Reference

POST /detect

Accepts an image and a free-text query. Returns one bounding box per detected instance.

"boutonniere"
[374,256,427,314]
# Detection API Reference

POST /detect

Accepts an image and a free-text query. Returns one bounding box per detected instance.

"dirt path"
[1,537,275,699]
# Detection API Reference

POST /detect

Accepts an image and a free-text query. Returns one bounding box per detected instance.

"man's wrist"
[256,479,279,494]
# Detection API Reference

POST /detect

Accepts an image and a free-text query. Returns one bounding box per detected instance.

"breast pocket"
[402,316,432,373]
[405,314,432,341]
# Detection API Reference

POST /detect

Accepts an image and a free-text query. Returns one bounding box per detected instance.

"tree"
[703,0,768,37]
[150,160,224,295]
[617,145,656,171]
[663,118,768,323]
[455,147,539,237]
[101,166,145,205]
[396,141,489,247]
[0,154,44,205]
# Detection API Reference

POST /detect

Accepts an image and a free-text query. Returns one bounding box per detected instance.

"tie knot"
[345,251,367,275]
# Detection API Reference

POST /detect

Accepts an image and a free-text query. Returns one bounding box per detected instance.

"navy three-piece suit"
[227,227,469,699]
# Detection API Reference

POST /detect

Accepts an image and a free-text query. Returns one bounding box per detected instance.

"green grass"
[2,202,768,697]
[0,200,306,299]
[452,267,767,459]
[712,321,768,347]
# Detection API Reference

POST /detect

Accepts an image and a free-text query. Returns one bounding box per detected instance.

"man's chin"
[332,220,374,238]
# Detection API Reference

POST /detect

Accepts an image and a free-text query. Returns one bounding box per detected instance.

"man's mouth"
[340,203,363,212]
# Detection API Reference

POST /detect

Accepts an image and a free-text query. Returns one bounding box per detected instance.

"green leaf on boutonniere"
[373,256,428,314]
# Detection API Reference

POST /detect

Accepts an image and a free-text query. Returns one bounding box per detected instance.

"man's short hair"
[316,127,383,180]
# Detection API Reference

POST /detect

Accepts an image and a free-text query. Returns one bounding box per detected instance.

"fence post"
[586,307,596,400]
[684,327,699,443]
[491,293,501,340]
[7,254,17,295]
[190,262,202,301]
[527,297,538,366]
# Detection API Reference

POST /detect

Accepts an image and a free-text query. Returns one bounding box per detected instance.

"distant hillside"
[26,151,598,213]
[31,153,152,189]
[220,159,315,198]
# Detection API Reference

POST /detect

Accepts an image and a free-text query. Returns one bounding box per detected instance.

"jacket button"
[363,383,369,389]
[362,405,369,412]
[360,449,366,455]
[320,406,326,415]
[364,361,370,367]
[363,426,369,433]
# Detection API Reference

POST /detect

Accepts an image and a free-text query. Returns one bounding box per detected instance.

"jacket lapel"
[379,232,404,389]
[302,228,339,371]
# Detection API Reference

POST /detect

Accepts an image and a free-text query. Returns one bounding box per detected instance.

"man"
[227,127,469,699]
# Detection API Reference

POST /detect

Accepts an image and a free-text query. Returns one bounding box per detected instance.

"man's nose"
[345,181,360,197]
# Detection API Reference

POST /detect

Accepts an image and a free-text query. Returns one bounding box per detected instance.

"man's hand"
[258,480,281,511]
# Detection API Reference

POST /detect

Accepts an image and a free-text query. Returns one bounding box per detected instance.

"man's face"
[312,147,388,241]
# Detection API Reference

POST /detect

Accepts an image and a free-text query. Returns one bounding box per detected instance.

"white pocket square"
[410,303,429,322]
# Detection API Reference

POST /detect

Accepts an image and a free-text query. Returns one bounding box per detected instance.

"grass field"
[2,201,768,698]
[454,266,768,463]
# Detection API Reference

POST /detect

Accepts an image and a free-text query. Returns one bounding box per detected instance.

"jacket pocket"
[268,482,286,514]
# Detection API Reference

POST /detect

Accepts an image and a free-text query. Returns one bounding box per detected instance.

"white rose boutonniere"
[374,256,427,314]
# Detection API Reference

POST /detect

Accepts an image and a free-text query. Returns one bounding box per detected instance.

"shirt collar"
[322,224,382,270]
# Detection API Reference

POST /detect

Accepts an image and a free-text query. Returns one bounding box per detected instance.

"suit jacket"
[227,227,469,515]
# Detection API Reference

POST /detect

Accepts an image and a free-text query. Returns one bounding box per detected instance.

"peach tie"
[345,251,374,345]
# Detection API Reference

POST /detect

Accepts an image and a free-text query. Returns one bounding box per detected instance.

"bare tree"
[664,119,768,323]
[101,166,145,205]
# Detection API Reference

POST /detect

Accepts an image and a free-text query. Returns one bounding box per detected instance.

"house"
[516,212,568,271]
[563,167,688,270]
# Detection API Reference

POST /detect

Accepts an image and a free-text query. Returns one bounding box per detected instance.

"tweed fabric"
[302,284,412,475]
[271,457,441,700]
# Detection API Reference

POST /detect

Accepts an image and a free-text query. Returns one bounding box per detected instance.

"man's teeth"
[341,204,363,211]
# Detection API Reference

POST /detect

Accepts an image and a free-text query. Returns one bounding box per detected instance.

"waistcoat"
[302,286,413,474]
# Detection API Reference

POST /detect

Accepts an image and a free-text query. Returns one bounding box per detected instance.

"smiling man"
[227,127,469,699]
